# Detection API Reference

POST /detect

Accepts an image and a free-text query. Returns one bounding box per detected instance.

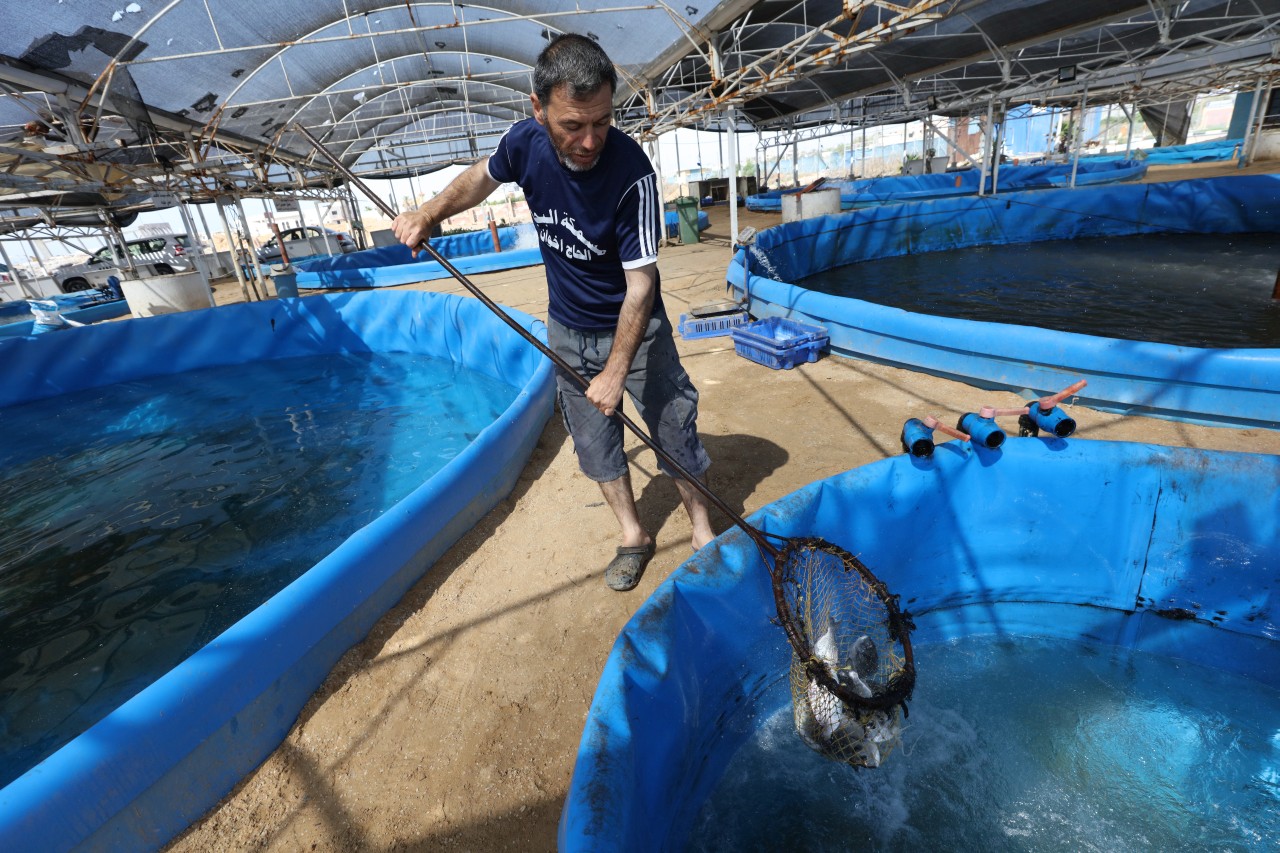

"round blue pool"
[729,174,1280,429]
[0,290,554,851]
[560,438,1280,850]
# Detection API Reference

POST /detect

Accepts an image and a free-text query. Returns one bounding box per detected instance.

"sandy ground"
[171,165,1280,851]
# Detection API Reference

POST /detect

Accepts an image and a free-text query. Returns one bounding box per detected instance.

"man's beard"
[549,129,603,172]
[557,148,601,172]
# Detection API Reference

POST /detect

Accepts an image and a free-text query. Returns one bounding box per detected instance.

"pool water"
[0,352,516,789]
[689,633,1280,851]
[798,231,1280,348]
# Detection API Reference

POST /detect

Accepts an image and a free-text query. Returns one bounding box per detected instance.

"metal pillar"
[0,241,37,298]
[1238,80,1264,167]
[726,105,739,248]
[1121,103,1135,158]
[791,137,799,187]
[978,100,994,197]
[177,202,215,303]
[232,195,264,299]
[861,122,867,176]
[1245,80,1274,166]
[673,130,683,195]
[922,116,976,168]
[216,197,253,303]
[101,211,138,278]
[991,104,1006,194]
[1069,86,1088,189]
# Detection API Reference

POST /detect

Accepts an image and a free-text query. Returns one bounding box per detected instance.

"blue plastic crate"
[730,317,829,369]
[678,311,751,340]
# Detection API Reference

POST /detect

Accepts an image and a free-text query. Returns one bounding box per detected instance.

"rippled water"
[798,231,1280,348]
[0,352,517,788]
[690,634,1280,851]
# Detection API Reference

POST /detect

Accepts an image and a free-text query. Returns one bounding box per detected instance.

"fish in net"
[298,124,917,769]
[773,538,915,768]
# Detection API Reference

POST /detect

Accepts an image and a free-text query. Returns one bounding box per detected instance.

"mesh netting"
[773,537,915,768]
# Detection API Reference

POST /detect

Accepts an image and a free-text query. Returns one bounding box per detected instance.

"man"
[392,33,714,592]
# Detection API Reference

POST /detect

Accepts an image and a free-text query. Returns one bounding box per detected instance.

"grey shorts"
[548,312,711,483]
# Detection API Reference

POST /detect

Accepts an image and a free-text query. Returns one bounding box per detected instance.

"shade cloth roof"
[2,1,1277,229]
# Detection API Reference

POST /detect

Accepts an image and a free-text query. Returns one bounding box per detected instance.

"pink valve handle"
[923,416,970,441]
[979,405,1029,419]
[1038,379,1088,410]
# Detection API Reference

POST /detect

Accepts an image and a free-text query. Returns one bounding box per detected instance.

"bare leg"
[673,472,716,551]
[598,473,651,549]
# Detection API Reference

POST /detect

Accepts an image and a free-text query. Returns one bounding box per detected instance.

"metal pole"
[0,241,37,298]
[346,186,368,248]
[726,106,739,249]
[102,211,138,278]
[1123,103,1135,158]
[978,100,993,196]
[1238,79,1264,167]
[673,129,683,195]
[1246,80,1274,166]
[922,116,977,168]
[232,195,264,299]
[194,201,219,274]
[177,202,215,306]
[1070,85,1088,189]
[991,105,1005,194]
[791,136,799,187]
[216,197,252,303]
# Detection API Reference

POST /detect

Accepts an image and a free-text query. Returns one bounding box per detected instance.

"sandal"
[604,542,656,592]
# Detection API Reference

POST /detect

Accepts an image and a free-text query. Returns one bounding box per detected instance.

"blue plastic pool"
[728,174,1280,429]
[560,438,1280,850]
[0,290,554,851]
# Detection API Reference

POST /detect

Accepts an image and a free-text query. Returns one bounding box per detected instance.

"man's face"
[531,84,613,172]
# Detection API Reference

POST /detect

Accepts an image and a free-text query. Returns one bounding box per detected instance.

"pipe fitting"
[958,412,1005,449]
[900,418,935,457]
[1024,404,1077,438]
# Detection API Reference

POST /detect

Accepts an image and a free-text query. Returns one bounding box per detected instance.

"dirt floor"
[171,164,1280,852]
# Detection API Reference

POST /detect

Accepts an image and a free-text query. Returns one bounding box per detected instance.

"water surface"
[798,232,1280,348]
[0,352,516,788]
[690,633,1280,851]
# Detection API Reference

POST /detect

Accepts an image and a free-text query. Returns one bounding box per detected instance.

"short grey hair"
[533,34,617,104]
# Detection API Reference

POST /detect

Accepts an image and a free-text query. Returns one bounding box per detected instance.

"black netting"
[773,537,915,768]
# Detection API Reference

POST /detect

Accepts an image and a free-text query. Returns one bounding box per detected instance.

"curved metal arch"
[323,99,525,160]
[347,107,517,174]
[347,102,521,163]
[325,79,531,161]
[283,50,533,143]
[302,72,528,137]
[198,2,553,148]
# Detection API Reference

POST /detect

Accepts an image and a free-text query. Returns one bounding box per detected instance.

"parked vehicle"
[54,233,195,293]
[256,227,357,264]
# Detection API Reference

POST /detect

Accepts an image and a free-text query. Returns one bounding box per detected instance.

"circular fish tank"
[560,439,1280,850]
[728,174,1280,429]
[0,290,554,851]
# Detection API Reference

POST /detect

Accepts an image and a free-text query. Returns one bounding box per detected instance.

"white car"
[54,234,196,293]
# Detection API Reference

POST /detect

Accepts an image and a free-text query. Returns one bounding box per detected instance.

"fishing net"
[772,537,916,768]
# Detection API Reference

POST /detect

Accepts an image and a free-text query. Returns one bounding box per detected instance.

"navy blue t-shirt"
[486,118,663,331]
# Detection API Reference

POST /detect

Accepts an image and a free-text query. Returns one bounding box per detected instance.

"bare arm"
[586,262,657,417]
[392,158,501,255]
